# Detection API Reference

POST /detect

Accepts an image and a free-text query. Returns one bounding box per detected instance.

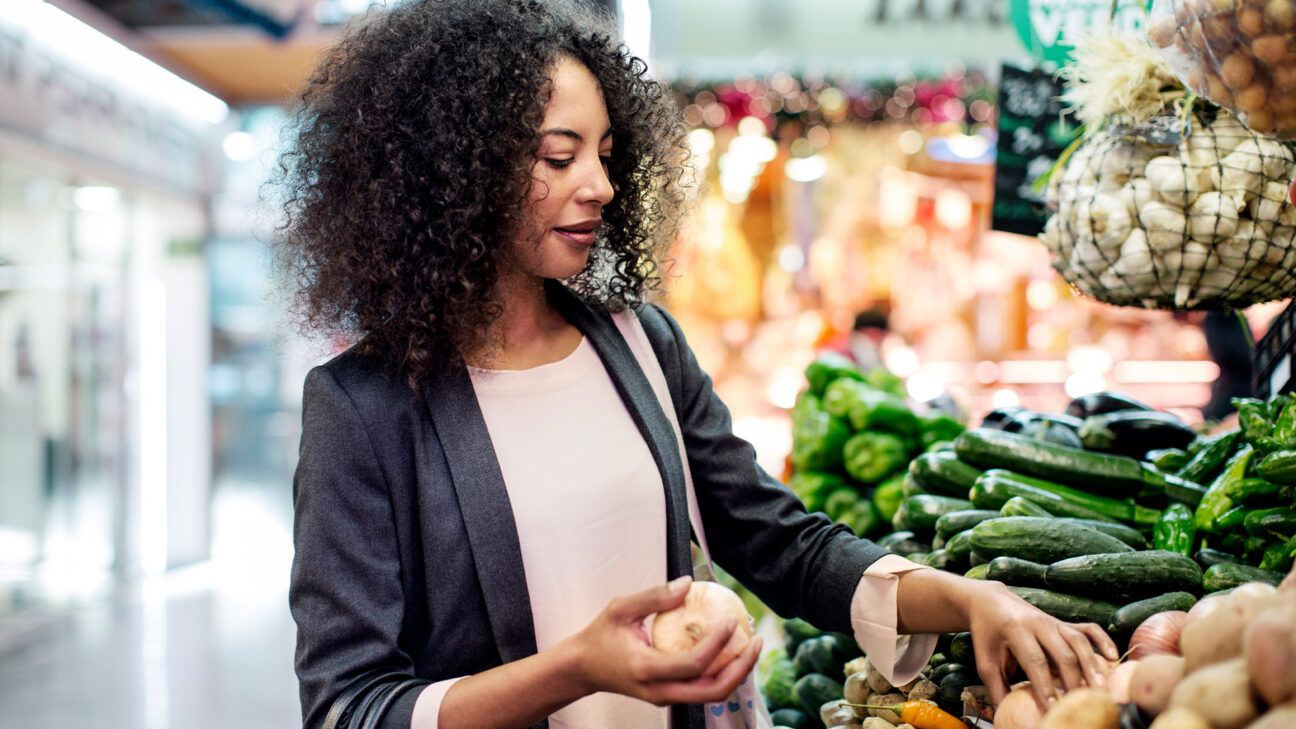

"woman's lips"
[554,228,597,246]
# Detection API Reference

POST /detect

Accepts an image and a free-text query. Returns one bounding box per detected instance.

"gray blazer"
[289,282,890,729]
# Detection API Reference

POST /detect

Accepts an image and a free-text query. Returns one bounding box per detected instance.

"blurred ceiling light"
[1065,372,1107,399]
[934,189,972,229]
[619,0,652,71]
[992,388,1021,409]
[730,134,778,163]
[687,127,716,157]
[73,186,121,213]
[1067,345,1114,374]
[947,133,991,159]
[974,360,1001,384]
[907,371,945,403]
[1026,279,1059,310]
[1,0,228,125]
[222,131,257,162]
[885,345,920,378]
[897,129,925,155]
[766,367,804,410]
[737,115,767,136]
[785,154,827,183]
[777,244,805,273]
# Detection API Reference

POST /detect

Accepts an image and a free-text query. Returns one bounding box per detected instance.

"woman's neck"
[469,273,580,370]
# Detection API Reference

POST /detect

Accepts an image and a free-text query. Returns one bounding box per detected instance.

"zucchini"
[1056,518,1149,550]
[1229,477,1286,505]
[908,451,983,498]
[1244,507,1296,540]
[1161,475,1209,508]
[964,563,989,579]
[924,549,951,569]
[968,550,990,567]
[1066,391,1154,418]
[1257,449,1296,484]
[1108,591,1198,634]
[1153,503,1197,557]
[793,673,843,716]
[1045,550,1204,600]
[1001,496,1053,518]
[1178,430,1240,484]
[945,529,974,565]
[970,472,1122,523]
[876,530,929,557]
[968,517,1134,564]
[893,495,976,537]
[955,428,1172,498]
[1215,506,1250,532]
[935,509,1001,539]
[1149,448,1191,472]
[1009,586,1118,625]
[1195,547,1243,568]
[984,556,1049,588]
[1202,562,1284,591]
[1078,410,1196,459]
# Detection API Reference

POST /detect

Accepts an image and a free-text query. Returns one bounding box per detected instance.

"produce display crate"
[1254,300,1296,399]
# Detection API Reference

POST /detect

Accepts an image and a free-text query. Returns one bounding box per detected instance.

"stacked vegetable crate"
[789,353,967,540]
[879,391,1296,643]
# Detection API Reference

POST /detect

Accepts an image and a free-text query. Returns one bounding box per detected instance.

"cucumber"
[945,529,974,565]
[964,563,990,579]
[924,549,951,570]
[793,635,848,677]
[1195,548,1243,569]
[768,708,812,729]
[1108,591,1198,634]
[1229,477,1286,505]
[894,495,976,537]
[1002,496,1053,517]
[793,673,843,717]
[908,451,983,498]
[1056,518,1149,550]
[1178,430,1240,484]
[1202,562,1285,592]
[949,632,975,666]
[783,618,823,654]
[985,556,1049,588]
[929,662,968,684]
[955,428,1177,498]
[1045,550,1204,600]
[1149,448,1191,472]
[971,470,1157,525]
[1244,507,1296,541]
[969,517,1134,564]
[1009,587,1118,625]
[968,550,990,567]
[935,509,1001,539]
[876,531,929,557]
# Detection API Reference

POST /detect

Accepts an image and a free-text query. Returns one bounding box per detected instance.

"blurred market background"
[0,0,1291,726]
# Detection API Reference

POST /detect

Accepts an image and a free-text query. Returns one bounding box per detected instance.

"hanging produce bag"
[1147,0,1296,140]
[1041,32,1296,309]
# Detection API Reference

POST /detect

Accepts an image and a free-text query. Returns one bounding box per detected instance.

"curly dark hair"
[274,0,689,387]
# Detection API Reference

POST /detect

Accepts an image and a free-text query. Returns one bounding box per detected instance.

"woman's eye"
[545,158,574,169]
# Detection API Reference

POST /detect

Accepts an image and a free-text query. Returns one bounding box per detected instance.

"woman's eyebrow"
[541,127,614,142]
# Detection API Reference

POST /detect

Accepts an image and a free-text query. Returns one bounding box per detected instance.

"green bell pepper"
[1195,445,1254,532]
[843,431,910,483]
[872,473,906,522]
[804,352,864,396]
[863,367,906,397]
[1177,430,1239,484]
[787,471,846,513]
[823,486,862,521]
[1153,503,1197,557]
[920,413,965,450]
[791,394,850,472]
[843,500,881,536]
[1235,399,1273,444]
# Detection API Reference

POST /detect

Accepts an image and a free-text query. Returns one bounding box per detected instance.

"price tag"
[992,63,1080,237]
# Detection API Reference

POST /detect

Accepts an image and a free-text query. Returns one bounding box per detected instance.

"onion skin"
[1130,611,1189,660]
[650,581,753,676]
[996,685,1045,729]
[1105,660,1139,704]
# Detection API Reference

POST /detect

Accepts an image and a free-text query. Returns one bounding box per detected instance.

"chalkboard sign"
[991,63,1079,237]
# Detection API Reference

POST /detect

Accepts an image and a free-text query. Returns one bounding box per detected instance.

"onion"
[1183,594,1227,631]
[1104,660,1139,703]
[1130,611,1189,660]
[996,685,1045,729]
[650,581,753,676]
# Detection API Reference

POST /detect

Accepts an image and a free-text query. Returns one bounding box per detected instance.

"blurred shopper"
[278,3,1117,729]
[1202,310,1255,421]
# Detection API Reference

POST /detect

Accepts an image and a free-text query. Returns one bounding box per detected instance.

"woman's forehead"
[542,57,610,133]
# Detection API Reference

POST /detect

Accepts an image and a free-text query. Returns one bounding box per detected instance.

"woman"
[280,2,1118,728]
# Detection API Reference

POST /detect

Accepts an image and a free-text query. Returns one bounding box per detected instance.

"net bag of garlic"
[1146,0,1296,140]
[1041,32,1296,309]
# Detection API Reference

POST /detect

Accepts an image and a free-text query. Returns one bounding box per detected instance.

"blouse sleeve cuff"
[411,677,466,729]
[849,553,940,688]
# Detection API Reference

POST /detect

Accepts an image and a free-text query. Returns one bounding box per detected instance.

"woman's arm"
[430,578,762,729]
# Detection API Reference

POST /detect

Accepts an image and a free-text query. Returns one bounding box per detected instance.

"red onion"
[1130,610,1189,660]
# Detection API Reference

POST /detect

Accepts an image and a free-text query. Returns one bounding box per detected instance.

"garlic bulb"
[1139,201,1190,251]
[1145,156,1197,206]
[1188,191,1244,240]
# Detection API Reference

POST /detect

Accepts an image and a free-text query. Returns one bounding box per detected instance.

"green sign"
[1009,0,1147,64]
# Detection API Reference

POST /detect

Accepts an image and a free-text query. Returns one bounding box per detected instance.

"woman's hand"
[567,576,763,706]
[965,580,1118,707]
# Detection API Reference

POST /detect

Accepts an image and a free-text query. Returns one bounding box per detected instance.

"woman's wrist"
[551,632,599,700]
[895,567,987,634]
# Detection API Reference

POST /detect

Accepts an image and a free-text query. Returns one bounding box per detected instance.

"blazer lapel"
[423,365,539,666]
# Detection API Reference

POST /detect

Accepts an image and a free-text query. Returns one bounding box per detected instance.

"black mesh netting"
[1042,108,1296,309]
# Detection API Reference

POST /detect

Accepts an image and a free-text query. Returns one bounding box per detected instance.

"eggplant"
[982,409,1085,447]
[1079,410,1197,458]
[979,406,1025,429]
[1065,391,1155,419]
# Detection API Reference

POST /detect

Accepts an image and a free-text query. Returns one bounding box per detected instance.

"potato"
[1252,34,1289,63]
[906,678,937,703]
[1039,688,1119,729]
[865,658,893,694]
[995,686,1045,729]
[845,656,871,678]
[1265,0,1296,30]
[1167,658,1259,729]
[1222,53,1257,89]
[1239,5,1267,32]
[1180,589,1280,671]
[1105,660,1139,703]
[1235,84,1269,112]
[1248,703,1296,729]
[1131,654,1186,716]
[1148,707,1209,729]
[861,718,897,729]
[845,673,872,704]
[866,693,905,724]
[1244,601,1296,705]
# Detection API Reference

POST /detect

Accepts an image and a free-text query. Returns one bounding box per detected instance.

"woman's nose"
[579,159,615,205]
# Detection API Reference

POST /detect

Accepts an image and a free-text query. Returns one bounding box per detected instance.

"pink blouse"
[411,336,935,729]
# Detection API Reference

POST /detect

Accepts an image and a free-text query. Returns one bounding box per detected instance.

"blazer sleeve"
[290,365,428,729]
[640,305,891,634]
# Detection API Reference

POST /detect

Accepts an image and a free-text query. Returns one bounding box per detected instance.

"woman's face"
[515,56,615,280]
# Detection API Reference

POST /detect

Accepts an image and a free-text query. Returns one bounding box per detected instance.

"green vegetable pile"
[789,353,966,540]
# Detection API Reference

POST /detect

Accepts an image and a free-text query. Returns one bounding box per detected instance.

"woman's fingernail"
[726,618,737,631]
[668,576,691,592]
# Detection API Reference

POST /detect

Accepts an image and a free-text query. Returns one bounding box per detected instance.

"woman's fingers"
[648,635,763,705]
[638,619,737,682]
[609,577,692,622]
[1077,621,1119,661]
[1063,626,1110,686]
[1039,627,1085,692]
[976,648,1010,705]
[1010,631,1058,709]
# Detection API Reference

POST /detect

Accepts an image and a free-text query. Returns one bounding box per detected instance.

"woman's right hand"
[567,576,763,706]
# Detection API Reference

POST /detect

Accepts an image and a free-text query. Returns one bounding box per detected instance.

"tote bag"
[612,311,776,729]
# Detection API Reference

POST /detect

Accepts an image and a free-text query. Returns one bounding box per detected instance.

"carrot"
[842,700,968,729]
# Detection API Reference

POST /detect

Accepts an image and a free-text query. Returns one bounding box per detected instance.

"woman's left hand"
[965,580,1118,708]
